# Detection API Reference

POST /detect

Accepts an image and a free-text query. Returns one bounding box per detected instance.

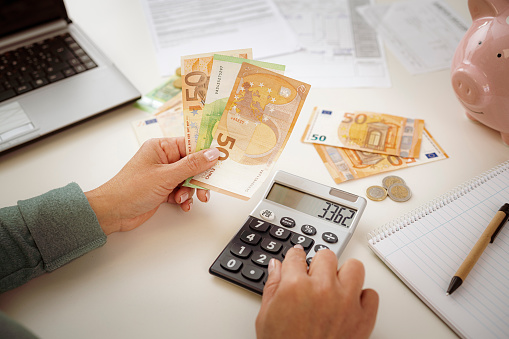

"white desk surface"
[1,0,507,338]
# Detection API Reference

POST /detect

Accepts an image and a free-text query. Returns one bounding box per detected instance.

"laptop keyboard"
[0,33,97,103]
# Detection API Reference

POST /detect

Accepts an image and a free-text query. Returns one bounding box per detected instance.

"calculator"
[209,170,367,295]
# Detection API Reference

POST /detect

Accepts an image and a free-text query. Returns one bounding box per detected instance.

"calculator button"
[261,238,283,254]
[259,209,275,221]
[269,226,291,241]
[241,265,264,282]
[280,217,295,228]
[306,257,313,265]
[251,251,271,267]
[301,224,317,236]
[290,234,314,249]
[240,230,262,245]
[220,256,243,272]
[230,242,252,258]
[248,218,270,232]
[314,244,329,252]
[322,232,339,244]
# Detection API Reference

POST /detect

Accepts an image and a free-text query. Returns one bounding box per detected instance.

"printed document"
[358,0,469,74]
[265,0,391,88]
[140,0,300,76]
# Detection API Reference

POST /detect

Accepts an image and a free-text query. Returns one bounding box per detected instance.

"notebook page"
[369,164,509,339]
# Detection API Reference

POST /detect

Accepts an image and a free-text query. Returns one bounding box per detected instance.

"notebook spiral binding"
[367,160,509,245]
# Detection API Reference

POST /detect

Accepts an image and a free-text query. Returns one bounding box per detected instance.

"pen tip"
[446,293,450,296]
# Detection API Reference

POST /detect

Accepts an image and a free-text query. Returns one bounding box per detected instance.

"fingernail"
[294,244,304,250]
[179,192,189,204]
[268,258,276,274]
[205,190,210,202]
[204,148,220,161]
[188,200,193,211]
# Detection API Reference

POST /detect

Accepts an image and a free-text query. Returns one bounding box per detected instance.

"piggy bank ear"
[468,0,498,20]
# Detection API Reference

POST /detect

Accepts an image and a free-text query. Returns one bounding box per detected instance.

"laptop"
[0,0,141,153]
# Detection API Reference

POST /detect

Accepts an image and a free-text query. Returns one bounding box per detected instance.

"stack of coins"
[173,67,182,88]
[366,175,412,202]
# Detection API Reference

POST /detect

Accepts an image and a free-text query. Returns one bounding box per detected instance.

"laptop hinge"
[0,20,68,51]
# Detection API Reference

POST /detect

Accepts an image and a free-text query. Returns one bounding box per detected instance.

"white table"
[1,0,507,338]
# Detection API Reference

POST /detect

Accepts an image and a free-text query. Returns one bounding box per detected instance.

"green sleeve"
[0,183,106,293]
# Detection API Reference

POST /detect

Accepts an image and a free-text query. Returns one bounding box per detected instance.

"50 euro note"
[190,63,311,200]
[314,128,448,184]
[195,54,285,152]
[182,54,285,189]
[303,107,425,158]
[181,49,252,156]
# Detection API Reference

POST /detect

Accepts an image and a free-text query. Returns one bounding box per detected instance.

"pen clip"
[491,203,509,243]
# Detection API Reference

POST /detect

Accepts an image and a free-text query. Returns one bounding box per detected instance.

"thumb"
[167,148,220,183]
[260,258,282,307]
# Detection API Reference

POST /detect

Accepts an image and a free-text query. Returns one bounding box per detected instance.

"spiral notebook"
[368,161,509,339]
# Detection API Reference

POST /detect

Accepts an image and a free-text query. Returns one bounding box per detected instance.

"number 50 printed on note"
[191,63,311,200]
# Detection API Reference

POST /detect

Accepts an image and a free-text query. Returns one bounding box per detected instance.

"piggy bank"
[451,0,509,144]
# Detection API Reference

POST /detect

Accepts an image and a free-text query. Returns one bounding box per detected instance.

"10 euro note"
[303,107,425,158]
[181,49,252,155]
[314,128,448,184]
[191,63,311,200]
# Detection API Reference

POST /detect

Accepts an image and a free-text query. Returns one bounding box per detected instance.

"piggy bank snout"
[451,68,490,109]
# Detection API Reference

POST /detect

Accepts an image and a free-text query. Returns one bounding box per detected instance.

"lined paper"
[369,161,509,339]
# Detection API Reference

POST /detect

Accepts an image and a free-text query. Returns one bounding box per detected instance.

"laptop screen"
[0,0,68,38]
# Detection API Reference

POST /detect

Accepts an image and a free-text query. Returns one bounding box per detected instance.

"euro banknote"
[194,54,285,152]
[181,49,252,155]
[314,128,448,184]
[134,74,182,113]
[132,109,185,145]
[302,107,425,158]
[190,63,311,200]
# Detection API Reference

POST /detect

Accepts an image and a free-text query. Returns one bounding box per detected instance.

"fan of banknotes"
[301,107,449,184]
[134,48,311,200]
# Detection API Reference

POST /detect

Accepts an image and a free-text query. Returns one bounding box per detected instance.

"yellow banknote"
[191,63,311,200]
[314,128,448,184]
[181,49,252,155]
[303,107,425,158]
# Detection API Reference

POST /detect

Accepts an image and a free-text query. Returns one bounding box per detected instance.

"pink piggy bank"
[451,0,509,144]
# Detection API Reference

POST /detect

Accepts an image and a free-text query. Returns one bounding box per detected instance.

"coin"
[173,78,182,89]
[366,185,387,201]
[382,175,405,189]
[387,183,412,202]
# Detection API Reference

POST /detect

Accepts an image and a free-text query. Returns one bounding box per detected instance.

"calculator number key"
[261,238,283,253]
[242,265,264,281]
[290,234,314,249]
[249,218,270,232]
[251,251,271,267]
[230,243,252,258]
[220,256,243,272]
[269,226,291,240]
[240,231,262,245]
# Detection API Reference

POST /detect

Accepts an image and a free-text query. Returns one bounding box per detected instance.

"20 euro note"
[314,128,448,184]
[190,63,311,200]
[181,49,252,156]
[303,107,425,158]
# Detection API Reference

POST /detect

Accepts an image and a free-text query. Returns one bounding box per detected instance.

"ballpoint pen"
[446,203,509,295]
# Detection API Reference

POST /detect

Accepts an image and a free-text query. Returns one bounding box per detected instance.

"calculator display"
[266,183,357,228]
